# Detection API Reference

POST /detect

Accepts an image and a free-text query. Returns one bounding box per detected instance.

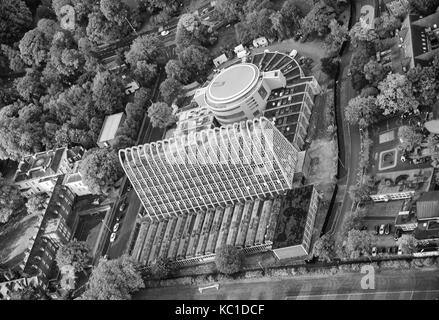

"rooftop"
[416,191,439,220]
[98,112,125,143]
[272,185,314,249]
[206,63,260,104]
[14,148,67,183]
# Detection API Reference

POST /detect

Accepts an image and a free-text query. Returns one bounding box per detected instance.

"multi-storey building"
[13,147,84,197]
[119,117,299,221]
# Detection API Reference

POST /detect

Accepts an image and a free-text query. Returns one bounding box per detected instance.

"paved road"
[134,269,439,300]
[329,0,374,238]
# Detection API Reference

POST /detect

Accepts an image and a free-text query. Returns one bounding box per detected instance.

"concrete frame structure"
[194,63,286,125]
[119,117,299,221]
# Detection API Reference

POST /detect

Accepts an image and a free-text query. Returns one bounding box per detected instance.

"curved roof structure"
[206,63,260,108]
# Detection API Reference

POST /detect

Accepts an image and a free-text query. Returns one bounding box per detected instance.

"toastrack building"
[119,117,299,221]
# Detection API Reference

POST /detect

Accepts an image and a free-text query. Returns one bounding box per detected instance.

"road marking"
[285,289,439,300]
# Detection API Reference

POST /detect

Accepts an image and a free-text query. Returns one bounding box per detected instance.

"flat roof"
[207,64,259,102]
[98,112,124,143]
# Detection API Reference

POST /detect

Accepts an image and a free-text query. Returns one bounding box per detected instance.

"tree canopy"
[147,102,177,128]
[215,245,243,275]
[0,0,33,46]
[0,174,25,224]
[81,255,144,300]
[56,240,91,273]
[79,148,124,195]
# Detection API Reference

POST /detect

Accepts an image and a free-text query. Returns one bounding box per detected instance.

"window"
[258,86,268,99]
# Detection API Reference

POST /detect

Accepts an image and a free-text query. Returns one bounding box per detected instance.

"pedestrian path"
[286,289,439,300]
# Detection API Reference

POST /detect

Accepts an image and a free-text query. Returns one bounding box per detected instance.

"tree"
[245,8,277,40]
[0,0,33,45]
[149,257,174,279]
[26,193,49,215]
[148,102,177,128]
[345,95,377,127]
[15,68,44,102]
[9,285,47,300]
[312,234,336,262]
[133,61,157,87]
[125,34,162,66]
[345,229,376,259]
[159,77,182,105]
[1,44,26,72]
[234,22,253,45]
[320,56,339,78]
[86,10,131,45]
[398,125,424,152]
[409,0,439,16]
[215,245,243,275]
[374,12,401,39]
[270,11,288,40]
[407,64,438,107]
[112,135,135,151]
[19,28,51,67]
[81,255,144,300]
[213,0,246,23]
[92,71,125,114]
[363,58,386,85]
[323,19,349,54]
[56,240,91,273]
[279,0,303,38]
[349,21,378,48]
[376,73,419,116]
[165,59,191,84]
[175,13,215,50]
[79,148,124,195]
[100,0,131,25]
[398,234,418,254]
[300,0,336,38]
[134,87,152,106]
[0,174,24,224]
[341,208,366,237]
[49,30,85,76]
[37,18,60,42]
[178,45,212,79]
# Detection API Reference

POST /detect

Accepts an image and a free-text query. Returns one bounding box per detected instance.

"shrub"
[215,245,243,275]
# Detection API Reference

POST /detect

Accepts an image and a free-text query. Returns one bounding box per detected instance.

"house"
[213,54,228,68]
[97,112,126,148]
[13,147,82,197]
[271,185,321,260]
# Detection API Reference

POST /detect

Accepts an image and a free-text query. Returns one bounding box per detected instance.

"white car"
[113,222,120,233]
[161,30,170,36]
[397,246,403,255]
[289,49,298,58]
[379,224,385,235]
[110,232,117,243]
[371,247,377,257]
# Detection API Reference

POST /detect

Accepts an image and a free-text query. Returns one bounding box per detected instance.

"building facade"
[194,63,286,125]
[119,117,299,221]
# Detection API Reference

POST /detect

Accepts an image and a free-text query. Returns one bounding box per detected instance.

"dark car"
[384,224,391,235]
[374,225,380,235]
[394,228,402,241]
[360,225,367,231]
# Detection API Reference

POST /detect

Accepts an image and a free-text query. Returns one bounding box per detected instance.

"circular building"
[194,63,286,125]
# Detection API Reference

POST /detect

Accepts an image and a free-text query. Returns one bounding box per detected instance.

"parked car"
[397,245,403,255]
[375,225,380,235]
[119,201,127,212]
[113,222,120,232]
[394,228,402,241]
[372,247,377,257]
[384,224,391,235]
[127,184,132,192]
[379,224,385,235]
[386,247,392,254]
[360,225,367,231]
[160,30,169,36]
[289,49,298,58]
[110,232,117,243]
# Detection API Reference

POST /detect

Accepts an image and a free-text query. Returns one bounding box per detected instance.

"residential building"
[97,112,126,148]
[119,117,299,221]
[383,0,409,18]
[22,180,77,282]
[213,53,228,68]
[13,147,82,197]
[271,185,321,259]
[398,11,439,70]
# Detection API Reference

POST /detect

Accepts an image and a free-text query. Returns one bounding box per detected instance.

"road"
[134,269,439,300]
[328,0,373,238]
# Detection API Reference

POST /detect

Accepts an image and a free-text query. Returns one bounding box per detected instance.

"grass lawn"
[0,212,43,270]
